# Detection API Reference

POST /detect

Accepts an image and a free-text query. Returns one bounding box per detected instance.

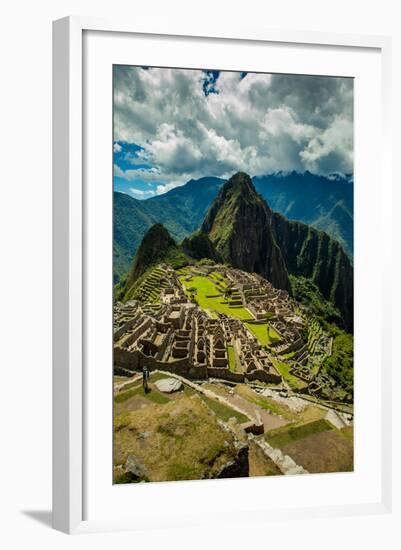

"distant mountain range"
[114,176,223,281]
[114,170,353,283]
[119,172,353,332]
[253,171,353,259]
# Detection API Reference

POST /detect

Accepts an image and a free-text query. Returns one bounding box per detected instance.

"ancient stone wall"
[120,317,153,348]
[113,316,140,341]
[246,369,281,384]
[114,347,139,370]
[278,337,304,355]
[207,367,244,383]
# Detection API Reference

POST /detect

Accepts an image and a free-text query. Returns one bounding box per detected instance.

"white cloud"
[155,181,186,195]
[129,187,155,198]
[113,142,122,153]
[114,164,126,178]
[114,164,164,183]
[114,67,353,189]
[300,117,353,173]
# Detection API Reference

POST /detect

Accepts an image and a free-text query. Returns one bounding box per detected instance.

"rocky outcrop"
[114,454,149,483]
[215,444,249,478]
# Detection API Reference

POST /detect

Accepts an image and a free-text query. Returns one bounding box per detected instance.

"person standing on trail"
[142,365,150,392]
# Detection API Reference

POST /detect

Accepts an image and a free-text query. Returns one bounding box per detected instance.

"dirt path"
[115,372,289,432]
[114,373,142,392]
[218,390,289,431]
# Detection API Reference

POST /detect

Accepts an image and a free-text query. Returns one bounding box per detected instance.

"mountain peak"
[127,223,177,283]
[201,173,261,232]
[223,171,256,197]
[143,222,174,243]
[201,172,290,291]
[201,171,266,236]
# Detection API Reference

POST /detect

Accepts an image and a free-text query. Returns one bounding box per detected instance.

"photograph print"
[112,65,354,483]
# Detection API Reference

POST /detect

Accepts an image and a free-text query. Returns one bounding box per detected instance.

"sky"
[113,66,353,199]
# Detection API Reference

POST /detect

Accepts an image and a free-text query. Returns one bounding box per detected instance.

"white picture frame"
[52,16,392,534]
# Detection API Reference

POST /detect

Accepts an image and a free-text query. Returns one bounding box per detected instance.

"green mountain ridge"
[272,212,353,331]
[117,223,192,303]
[113,171,353,282]
[253,172,353,258]
[126,223,190,284]
[181,231,222,263]
[113,177,224,281]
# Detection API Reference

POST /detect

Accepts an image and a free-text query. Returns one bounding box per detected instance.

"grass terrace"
[264,418,354,473]
[125,265,169,304]
[209,271,229,288]
[281,351,297,360]
[244,322,280,346]
[114,385,170,405]
[265,418,334,448]
[270,357,308,390]
[200,394,249,423]
[179,274,253,320]
[113,395,243,482]
[227,345,240,373]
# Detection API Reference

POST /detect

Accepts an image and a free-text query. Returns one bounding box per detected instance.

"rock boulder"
[155,378,183,393]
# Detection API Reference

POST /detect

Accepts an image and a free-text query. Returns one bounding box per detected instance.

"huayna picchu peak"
[200,172,353,331]
[201,172,290,293]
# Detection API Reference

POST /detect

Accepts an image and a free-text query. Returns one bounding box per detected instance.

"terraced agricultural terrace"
[114,262,353,483]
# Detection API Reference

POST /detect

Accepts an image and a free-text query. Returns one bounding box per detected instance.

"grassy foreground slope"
[114,393,247,482]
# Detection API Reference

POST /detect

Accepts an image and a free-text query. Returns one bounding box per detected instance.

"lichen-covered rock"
[125,455,148,479]
[215,444,249,478]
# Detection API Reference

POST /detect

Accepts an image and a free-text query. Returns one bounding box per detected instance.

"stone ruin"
[114,264,331,390]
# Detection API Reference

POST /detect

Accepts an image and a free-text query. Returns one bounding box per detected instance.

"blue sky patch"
[202,70,220,96]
